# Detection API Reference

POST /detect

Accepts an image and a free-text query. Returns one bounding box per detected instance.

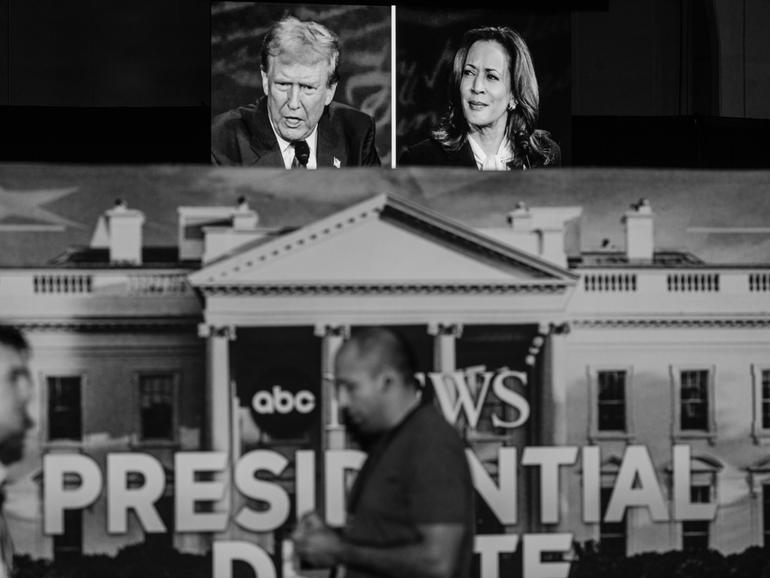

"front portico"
[188,193,578,535]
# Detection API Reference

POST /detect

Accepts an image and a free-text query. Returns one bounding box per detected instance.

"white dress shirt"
[269,119,319,169]
[467,134,514,171]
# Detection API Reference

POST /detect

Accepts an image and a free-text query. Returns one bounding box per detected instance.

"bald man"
[292,327,474,578]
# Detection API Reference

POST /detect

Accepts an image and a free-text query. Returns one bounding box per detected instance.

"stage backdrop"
[211,2,392,164]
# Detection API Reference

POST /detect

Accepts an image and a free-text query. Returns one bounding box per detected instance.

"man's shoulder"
[210,100,278,165]
[211,102,264,132]
[404,403,465,447]
[325,101,375,129]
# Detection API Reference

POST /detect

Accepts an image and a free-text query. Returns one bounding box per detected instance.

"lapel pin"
[333,157,341,168]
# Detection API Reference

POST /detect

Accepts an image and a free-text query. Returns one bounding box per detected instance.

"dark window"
[682,485,710,550]
[53,509,82,561]
[680,370,709,431]
[144,494,174,548]
[139,374,175,441]
[47,376,82,441]
[599,486,627,556]
[762,370,770,430]
[764,483,770,548]
[598,371,626,431]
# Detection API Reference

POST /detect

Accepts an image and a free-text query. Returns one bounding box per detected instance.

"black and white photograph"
[1,1,770,577]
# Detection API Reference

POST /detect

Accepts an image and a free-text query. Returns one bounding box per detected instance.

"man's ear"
[379,369,398,392]
[324,82,338,106]
[261,68,269,96]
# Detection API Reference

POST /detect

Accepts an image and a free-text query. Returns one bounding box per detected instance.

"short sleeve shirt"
[343,403,475,578]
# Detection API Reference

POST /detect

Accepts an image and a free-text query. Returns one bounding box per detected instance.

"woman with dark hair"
[399,26,560,170]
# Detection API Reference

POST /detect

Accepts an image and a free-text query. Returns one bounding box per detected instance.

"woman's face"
[459,40,514,132]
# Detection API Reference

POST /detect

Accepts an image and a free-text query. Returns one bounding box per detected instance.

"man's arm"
[341,523,467,578]
[295,522,468,578]
[360,116,381,167]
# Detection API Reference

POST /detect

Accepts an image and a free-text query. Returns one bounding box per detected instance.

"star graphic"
[0,186,84,230]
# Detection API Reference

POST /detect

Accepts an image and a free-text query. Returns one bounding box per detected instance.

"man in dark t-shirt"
[292,327,475,578]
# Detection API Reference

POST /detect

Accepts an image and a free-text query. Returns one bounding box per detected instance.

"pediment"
[189,194,577,289]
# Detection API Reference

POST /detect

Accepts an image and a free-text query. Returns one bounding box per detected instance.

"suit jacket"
[398,135,561,170]
[211,97,380,168]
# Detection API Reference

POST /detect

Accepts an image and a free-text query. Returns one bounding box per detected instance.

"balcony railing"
[749,273,770,292]
[1,271,192,296]
[584,273,637,292]
[578,270,770,294]
[666,273,720,292]
[33,274,93,294]
[0,270,199,318]
[127,274,191,295]
[572,268,770,315]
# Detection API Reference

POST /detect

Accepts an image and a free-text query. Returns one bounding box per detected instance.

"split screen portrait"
[211,4,564,171]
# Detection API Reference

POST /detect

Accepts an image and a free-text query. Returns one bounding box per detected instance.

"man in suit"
[211,16,381,168]
[0,326,34,578]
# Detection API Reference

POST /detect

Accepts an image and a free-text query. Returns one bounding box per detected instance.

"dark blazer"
[399,134,561,170]
[211,97,381,167]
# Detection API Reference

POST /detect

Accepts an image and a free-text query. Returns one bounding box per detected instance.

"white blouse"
[467,134,514,171]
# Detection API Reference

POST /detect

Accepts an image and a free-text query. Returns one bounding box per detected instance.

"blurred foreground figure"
[0,326,34,578]
[293,326,474,578]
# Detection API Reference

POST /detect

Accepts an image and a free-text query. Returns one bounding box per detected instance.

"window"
[588,366,633,441]
[47,376,82,441]
[762,370,770,430]
[750,365,770,442]
[682,486,710,550]
[599,486,626,556]
[764,483,770,548]
[598,371,626,432]
[680,370,709,431]
[139,373,175,441]
[672,366,716,441]
[53,510,82,560]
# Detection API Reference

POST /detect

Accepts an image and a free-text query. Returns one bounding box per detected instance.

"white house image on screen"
[0,191,769,563]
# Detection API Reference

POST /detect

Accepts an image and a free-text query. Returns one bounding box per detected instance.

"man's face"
[334,344,386,436]
[261,50,337,142]
[0,345,33,466]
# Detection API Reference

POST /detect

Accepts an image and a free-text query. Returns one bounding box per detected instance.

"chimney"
[623,198,654,262]
[232,196,259,230]
[506,201,533,231]
[481,203,581,268]
[106,199,145,265]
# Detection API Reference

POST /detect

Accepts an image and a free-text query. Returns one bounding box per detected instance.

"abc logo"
[248,367,318,438]
[252,385,316,415]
